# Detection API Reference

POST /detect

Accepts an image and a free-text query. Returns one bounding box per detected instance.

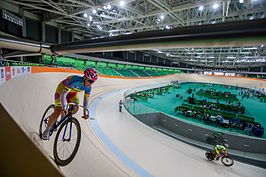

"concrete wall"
[135,112,266,154]
[0,103,63,177]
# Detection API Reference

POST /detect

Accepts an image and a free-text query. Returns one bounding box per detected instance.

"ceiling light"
[160,15,164,20]
[87,23,90,26]
[103,6,107,10]
[107,5,112,10]
[92,9,97,14]
[120,1,125,6]
[239,0,244,3]
[226,56,236,59]
[83,13,88,18]
[199,6,204,11]
[212,4,219,9]
[89,16,92,21]
[97,25,102,30]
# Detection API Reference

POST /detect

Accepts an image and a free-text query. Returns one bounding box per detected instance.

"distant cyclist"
[42,68,98,140]
[213,143,229,160]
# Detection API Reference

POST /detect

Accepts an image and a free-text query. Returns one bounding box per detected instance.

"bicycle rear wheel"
[53,117,81,166]
[39,104,55,139]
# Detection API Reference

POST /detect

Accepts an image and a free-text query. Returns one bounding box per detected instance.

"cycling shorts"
[54,82,79,107]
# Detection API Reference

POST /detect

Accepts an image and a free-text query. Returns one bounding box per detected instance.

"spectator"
[119,100,123,112]
[216,115,223,126]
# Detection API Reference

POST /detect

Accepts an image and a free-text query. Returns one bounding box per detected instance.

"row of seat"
[175,103,254,123]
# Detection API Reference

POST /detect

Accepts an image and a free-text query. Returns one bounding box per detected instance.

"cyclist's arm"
[60,88,70,111]
[83,93,90,119]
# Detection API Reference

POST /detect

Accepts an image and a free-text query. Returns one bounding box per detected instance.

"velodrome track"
[0,72,265,177]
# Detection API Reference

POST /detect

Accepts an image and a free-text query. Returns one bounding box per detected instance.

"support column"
[71,32,75,42]
[58,28,61,44]
[40,54,44,63]
[42,22,46,42]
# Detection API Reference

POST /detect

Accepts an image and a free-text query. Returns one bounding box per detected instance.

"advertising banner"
[225,73,236,76]
[16,66,22,77]
[5,66,11,81]
[213,72,224,76]
[11,66,16,78]
[8,66,32,79]
[0,67,6,85]
[203,71,212,75]
[26,66,31,74]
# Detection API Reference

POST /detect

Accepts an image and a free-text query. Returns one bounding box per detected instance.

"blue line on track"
[89,90,153,177]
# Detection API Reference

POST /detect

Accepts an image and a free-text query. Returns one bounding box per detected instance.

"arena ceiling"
[3,0,266,68]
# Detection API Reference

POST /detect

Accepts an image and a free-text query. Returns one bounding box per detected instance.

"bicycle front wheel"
[221,156,234,167]
[53,117,81,166]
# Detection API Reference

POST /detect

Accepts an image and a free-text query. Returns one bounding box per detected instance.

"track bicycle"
[39,104,88,166]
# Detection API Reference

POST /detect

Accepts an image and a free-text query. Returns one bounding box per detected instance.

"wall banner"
[5,66,11,81]
[0,67,6,85]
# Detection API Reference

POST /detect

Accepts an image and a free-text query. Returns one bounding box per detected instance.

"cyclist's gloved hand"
[82,113,89,120]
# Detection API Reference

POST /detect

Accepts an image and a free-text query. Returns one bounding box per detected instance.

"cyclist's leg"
[48,83,66,127]
[214,148,220,160]
[66,91,79,114]
[42,83,64,140]
[47,106,62,127]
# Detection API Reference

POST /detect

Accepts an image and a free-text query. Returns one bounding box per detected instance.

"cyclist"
[42,68,98,140]
[213,143,229,161]
[119,100,123,112]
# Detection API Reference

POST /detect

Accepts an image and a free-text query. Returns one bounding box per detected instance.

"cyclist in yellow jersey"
[42,68,98,140]
[213,143,229,160]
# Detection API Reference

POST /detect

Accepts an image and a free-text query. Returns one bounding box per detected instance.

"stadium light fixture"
[212,4,219,9]
[199,6,204,11]
[120,1,125,6]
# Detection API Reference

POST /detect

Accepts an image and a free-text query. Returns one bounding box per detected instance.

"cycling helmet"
[223,143,229,148]
[84,68,98,82]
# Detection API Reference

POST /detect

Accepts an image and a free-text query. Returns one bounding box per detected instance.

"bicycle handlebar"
[78,105,89,113]
[67,104,89,114]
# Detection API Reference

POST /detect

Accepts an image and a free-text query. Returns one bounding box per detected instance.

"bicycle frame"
[49,112,73,141]
[44,104,88,141]
[51,112,72,131]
